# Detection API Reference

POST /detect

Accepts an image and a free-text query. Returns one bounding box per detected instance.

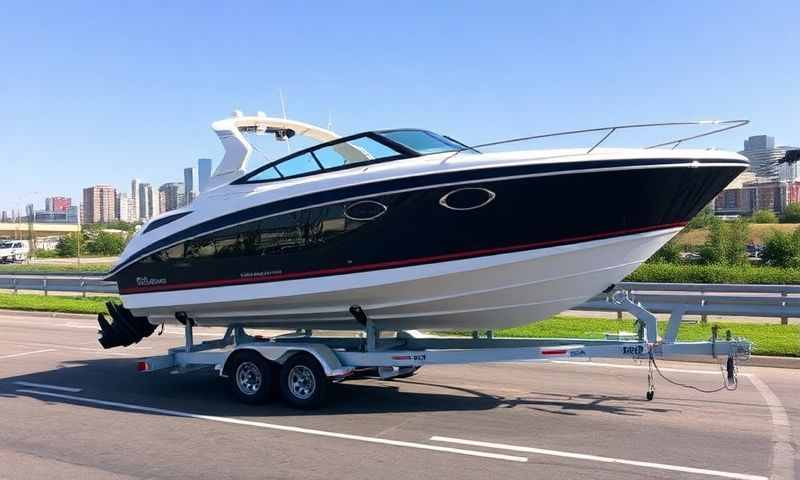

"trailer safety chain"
[644,349,737,400]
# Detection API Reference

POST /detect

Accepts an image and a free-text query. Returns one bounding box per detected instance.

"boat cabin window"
[236,129,467,185]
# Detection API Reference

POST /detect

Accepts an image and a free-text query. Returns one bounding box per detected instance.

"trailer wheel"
[279,352,329,409]
[228,351,272,404]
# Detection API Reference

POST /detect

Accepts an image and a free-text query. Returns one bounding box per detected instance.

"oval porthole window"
[344,200,388,221]
[439,187,495,211]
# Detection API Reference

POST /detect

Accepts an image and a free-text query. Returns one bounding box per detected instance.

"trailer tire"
[394,366,421,379]
[279,352,329,409]
[227,351,273,404]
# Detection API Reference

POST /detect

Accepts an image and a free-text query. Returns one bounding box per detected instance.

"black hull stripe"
[119,221,685,295]
[110,158,745,277]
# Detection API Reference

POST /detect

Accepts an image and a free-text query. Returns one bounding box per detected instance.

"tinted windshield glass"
[241,134,404,183]
[0,242,11,248]
[379,130,463,154]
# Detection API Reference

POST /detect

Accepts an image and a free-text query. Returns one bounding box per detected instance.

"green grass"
[443,315,800,357]
[627,262,800,284]
[0,292,114,315]
[0,263,112,275]
[1,293,796,357]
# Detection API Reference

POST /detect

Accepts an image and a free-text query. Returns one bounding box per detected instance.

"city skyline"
[1,2,798,209]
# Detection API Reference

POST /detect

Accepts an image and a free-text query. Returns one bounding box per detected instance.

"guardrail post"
[12,277,17,295]
[81,278,86,298]
[781,291,788,325]
[43,277,48,296]
[700,290,707,324]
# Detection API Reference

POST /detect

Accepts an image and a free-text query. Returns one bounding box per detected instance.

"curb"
[0,308,97,320]
[671,355,800,369]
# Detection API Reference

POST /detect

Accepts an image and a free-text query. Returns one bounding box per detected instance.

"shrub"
[698,217,749,265]
[782,203,800,223]
[648,239,682,264]
[55,233,82,257]
[751,209,779,224]
[761,227,800,268]
[627,263,800,284]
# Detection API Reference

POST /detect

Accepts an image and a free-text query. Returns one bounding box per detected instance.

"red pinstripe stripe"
[120,221,686,294]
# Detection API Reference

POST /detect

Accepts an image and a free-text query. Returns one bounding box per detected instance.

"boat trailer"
[133,291,752,408]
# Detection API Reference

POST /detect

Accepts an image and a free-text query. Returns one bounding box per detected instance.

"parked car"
[0,240,30,263]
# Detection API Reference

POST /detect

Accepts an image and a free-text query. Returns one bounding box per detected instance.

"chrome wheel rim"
[235,361,262,395]
[288,365,315,400]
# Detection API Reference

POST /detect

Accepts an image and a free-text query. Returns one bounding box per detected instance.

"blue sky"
[1,1,798,211]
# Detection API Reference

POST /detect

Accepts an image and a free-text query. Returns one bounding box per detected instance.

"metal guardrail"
[0,275,797,325]
[579,282,800,325]
[0,275,117,297]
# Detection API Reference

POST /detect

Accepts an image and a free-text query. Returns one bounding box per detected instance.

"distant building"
[740,135,798,182]
[34,209,79,224]
[116,192,132,222]
[138,183,156,220]
[131,178,140,219]
[0,211,7,222]
[82,185,116,224]
[159,182,184,212]
[198,158,212,193]
[45,196,71,213]
[68,205,79,224]
[183,167,198,206]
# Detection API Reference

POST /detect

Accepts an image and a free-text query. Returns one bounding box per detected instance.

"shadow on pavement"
[0,355,676,418]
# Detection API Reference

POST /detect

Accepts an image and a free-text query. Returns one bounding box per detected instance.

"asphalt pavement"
[0,311,797,480]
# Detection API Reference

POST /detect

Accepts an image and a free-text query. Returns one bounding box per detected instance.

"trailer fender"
[219,344,353,379]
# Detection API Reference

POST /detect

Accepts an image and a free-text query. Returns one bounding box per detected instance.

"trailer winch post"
[612,291,658,343]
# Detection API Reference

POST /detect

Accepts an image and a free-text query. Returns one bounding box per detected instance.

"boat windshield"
[377,130,464,155]
[236,129,468,184]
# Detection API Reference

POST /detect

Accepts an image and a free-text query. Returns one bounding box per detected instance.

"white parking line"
[430,436,766,480]
[15,389,527,463]
[748,375,795,480]
[12,381,82,393]
[0,349,56,359]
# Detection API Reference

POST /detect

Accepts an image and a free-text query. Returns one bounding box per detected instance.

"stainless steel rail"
[0,275,796,325]
[443,119,750,162]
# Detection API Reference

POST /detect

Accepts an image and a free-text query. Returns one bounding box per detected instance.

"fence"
[0,275,798,325]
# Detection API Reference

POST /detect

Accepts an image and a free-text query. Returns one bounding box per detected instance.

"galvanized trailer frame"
[136,292,752,407]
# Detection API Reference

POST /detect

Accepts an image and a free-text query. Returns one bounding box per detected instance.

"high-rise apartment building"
[138,183,156,220]
[198,158,212,193]
[45,196,71,213]
[183,167,198,206]
[82,185,116,224]
[159,182,184,212]
[116,192,131,222]
[131,178,140,220]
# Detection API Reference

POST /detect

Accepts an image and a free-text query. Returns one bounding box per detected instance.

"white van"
[0,240,30,263]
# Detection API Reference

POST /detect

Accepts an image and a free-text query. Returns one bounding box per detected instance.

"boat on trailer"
[96,113,753,408]
[100,114,748,343]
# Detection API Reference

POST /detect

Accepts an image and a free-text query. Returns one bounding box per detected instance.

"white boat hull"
[124,227,679,331]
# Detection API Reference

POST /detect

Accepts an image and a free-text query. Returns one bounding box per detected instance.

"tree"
[699,217,749,265]
[761,226,800,267]
[55,233,81,257]
[648,239,682,263]
[782,203,800,223]
[85,231,127,256]
[686,206,715,230]
[751,209,778,224]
